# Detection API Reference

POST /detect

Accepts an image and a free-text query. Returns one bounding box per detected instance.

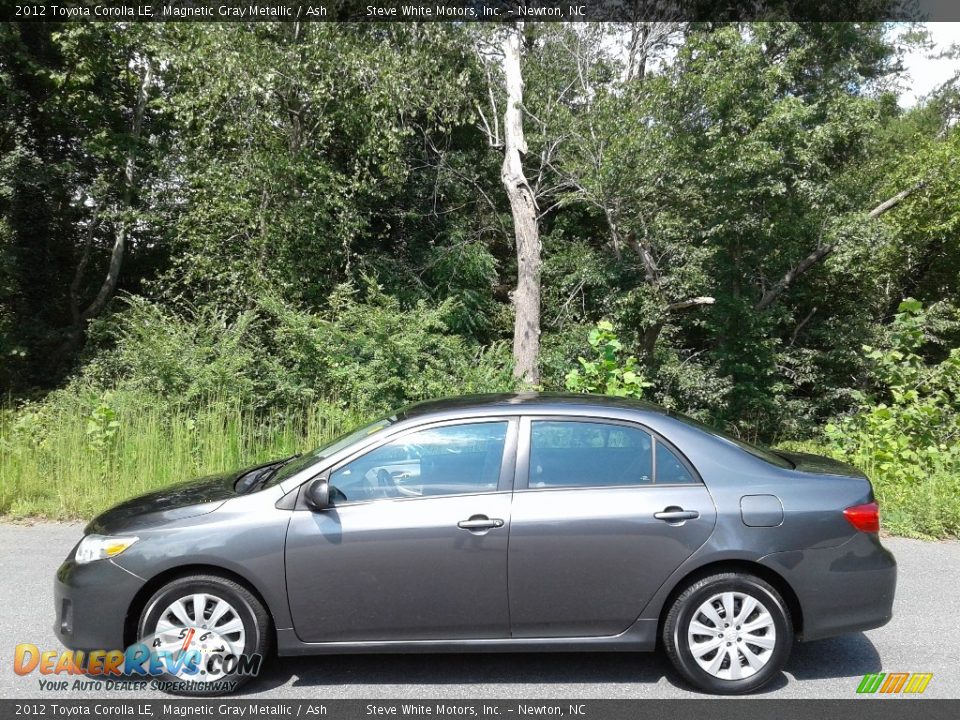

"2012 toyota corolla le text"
[54,393,896,695]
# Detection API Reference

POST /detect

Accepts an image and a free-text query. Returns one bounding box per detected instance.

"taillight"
[844,501,880,533]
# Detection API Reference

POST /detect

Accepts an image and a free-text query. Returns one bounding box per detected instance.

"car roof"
[396,392,667,421]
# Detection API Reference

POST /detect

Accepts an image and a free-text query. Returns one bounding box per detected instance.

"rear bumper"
[53,555,145,652]
[760,532,896,642]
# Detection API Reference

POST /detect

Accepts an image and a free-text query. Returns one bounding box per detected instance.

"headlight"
[74,535,139,564]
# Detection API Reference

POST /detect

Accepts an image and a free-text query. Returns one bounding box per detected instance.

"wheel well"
[655,560,803,641]
[123,564,276,648]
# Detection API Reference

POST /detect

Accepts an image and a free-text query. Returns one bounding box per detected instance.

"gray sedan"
[53,393,896,695]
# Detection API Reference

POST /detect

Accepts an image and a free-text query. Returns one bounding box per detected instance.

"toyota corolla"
[54,393,896,695]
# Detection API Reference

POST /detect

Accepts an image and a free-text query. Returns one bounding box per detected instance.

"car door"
[285,418,517,643]
[508,416,717,638]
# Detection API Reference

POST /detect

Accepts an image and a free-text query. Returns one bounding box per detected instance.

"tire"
[137,574,271,696]
[662,572,793,695]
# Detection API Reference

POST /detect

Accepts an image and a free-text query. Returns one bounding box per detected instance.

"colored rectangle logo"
[857,673,932,694]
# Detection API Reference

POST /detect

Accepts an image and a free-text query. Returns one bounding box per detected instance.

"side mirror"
[304,477,330,510]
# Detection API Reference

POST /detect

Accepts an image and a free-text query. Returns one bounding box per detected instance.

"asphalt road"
[0,521,957,699]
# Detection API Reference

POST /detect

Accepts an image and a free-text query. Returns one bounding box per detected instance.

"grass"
[0,395,366,520]
[2,395,958,539]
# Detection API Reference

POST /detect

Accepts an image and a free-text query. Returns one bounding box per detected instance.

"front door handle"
[654,508,700,522]
[458,515,505,531]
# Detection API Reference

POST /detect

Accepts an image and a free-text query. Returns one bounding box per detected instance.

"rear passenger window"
[528,421,697,488]
[530,421,652,488]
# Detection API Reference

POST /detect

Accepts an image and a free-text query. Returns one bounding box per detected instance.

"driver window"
[329,422,508,502]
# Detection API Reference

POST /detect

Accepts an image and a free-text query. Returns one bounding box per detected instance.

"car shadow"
[236,633,880,696]
[240,652,673,695]
[786,633,883,680]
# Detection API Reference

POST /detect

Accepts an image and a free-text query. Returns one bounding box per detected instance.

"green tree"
[0,22,170,388]
[159,24,488,314]
[544,23,917,435]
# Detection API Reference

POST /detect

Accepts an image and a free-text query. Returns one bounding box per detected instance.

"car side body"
[54,393,896,692]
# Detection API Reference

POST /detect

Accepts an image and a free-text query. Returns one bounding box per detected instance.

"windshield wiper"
[260,453,302,485]
[235,453,302,494]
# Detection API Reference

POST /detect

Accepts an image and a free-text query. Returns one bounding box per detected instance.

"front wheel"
[662,572,793,694]
[137,574,271,695]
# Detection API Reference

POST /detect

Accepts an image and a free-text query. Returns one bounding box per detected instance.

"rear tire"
[137,574,271,696]
[662,572,792,694]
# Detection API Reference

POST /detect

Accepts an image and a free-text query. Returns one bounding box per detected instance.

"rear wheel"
[663,572,792,694]
[137,574,270,695]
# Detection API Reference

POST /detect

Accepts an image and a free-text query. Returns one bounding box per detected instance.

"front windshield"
[265,415,397,486]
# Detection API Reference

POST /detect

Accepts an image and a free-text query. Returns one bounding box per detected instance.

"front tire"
[137,574,271,696]
[662,572,793,694]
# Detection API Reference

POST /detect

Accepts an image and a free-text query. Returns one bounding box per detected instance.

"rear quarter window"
[669,412,794,469]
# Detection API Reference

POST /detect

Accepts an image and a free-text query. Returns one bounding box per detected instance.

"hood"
[776,451,868,479]
[85,471,239,535]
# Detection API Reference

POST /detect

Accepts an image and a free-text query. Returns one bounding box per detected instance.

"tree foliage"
[1,21,959,447]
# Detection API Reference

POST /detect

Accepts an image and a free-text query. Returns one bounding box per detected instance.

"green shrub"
[0,281,516,519]
[79,283,515,414]
[265,281,515,412]
[822,300,960,538]
[81,297,262,406]
[564,321,651,399]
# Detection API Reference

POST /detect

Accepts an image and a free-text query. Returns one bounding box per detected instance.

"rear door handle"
[458,515,505,530]
[654,508,700,522]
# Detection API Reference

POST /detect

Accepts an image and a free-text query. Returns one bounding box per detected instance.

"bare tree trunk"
[501,26,541,385]
[625,23,681,84]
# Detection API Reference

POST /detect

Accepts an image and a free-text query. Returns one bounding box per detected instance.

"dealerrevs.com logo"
[857,672,933,695]
[13,636,263,694]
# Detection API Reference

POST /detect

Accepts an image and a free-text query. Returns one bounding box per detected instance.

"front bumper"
[761,532,897,642]
[53,555,146,651]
